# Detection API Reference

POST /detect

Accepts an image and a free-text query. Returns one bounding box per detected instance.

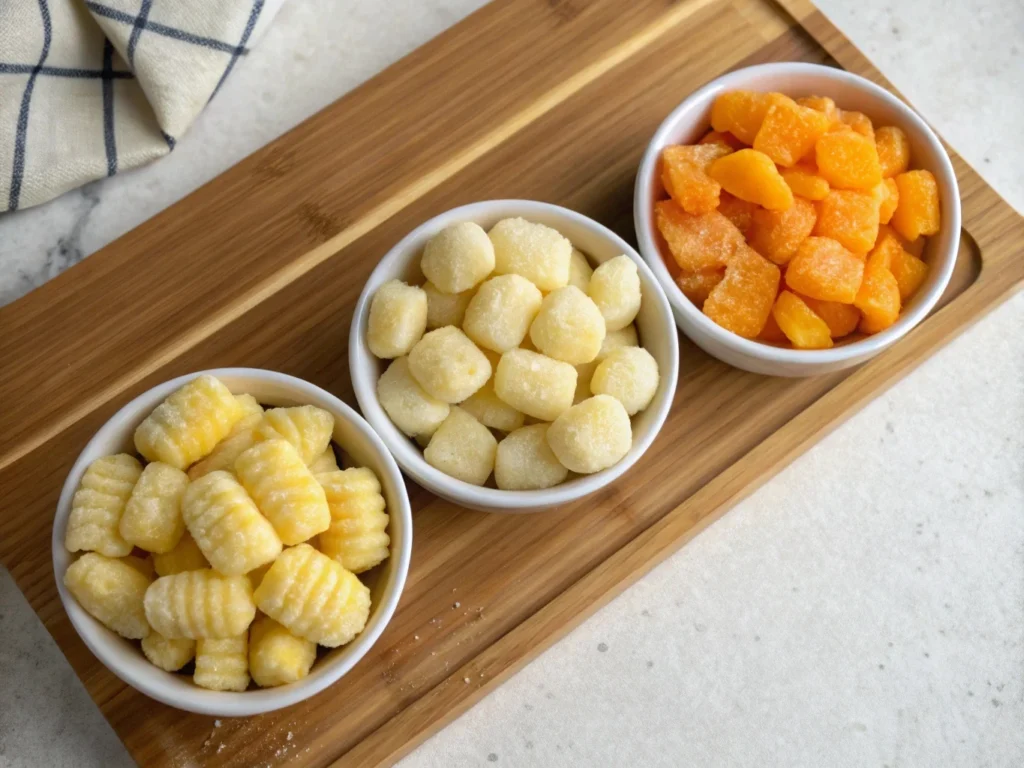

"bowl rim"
[51,367,413,716]
[350,199,680,511]
[633,61,962,367]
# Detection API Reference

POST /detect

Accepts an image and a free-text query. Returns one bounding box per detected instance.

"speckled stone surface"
[1,0,1022,766]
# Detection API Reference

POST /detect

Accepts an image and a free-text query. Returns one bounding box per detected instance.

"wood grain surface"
[0,0,1020,766]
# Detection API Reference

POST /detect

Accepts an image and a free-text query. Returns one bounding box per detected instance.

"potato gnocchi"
[62,374,391,691]
[366,217,662,487]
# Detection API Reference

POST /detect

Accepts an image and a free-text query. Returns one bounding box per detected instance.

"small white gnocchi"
[463,274,543,353]
[408,326,491,403]
[528,285,606,365]
[421,221,495,294]
[567,247,594,292]
[588,255,642,331]
[376,356,450,438]
[590,346,660,415]
[488,217,572,291]
[494,349,577,422]
[424,407,497,486]
[424,281,474,329]
[495,424,568,490]
[63,552,151,639]
[546,395,632,474]
[367,279,428,359]
[459,377,525,432]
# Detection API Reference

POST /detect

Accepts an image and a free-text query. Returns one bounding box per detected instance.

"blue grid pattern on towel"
[2,0,264,211]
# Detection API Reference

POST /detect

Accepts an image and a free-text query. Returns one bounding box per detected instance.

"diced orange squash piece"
[676,269,725,308]
[838,110,874,139]
[876,223,924,258]
[877,178,899,224]
[703,245,781,339]
[875,126,910,178]
[717,192,758,235]
[748,197,817,265]
[890,247,928,302]
[871,231,929,301]
[800,296,861,338]
[710,91,791,146]
[891,170,941,241]
[785,236,864,303]
[699,130,745,150]
[796,95,841,127]
[753,99,832,167]
[709,149,794,211]
[661,144,732,214]
[757,310,788,343]
[814,189,880,254]
[815,130,882,190]
[655,200,744,272]
[854,248,901,333]
[772,291,833,349]
[868,229,902,270]
[780,163,830,201]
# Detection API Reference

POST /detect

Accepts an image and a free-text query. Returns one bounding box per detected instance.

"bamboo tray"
[1,0,1021,765]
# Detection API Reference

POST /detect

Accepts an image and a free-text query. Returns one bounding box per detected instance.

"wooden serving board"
[1,0,1020,765]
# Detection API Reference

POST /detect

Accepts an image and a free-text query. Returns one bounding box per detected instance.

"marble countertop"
[1,0,1022,766]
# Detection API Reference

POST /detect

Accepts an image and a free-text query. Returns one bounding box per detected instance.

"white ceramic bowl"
[350,200,680,513]
[634,62,961,376]
[52,368,412,716]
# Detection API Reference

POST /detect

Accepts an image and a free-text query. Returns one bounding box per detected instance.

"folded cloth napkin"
[0,0,283,212]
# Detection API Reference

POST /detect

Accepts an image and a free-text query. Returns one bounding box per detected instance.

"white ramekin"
[52,368,412,716]
[350,200,680,512]
[634,62,961,376]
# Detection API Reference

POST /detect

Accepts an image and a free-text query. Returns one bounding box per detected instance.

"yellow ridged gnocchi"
[317,468,390,573]
[249,614,317,687]
[254,405,335,466]
[119,462,189,554]
[63,553,151,639]
[186,396,264,480]
[134,375,244,470]
[254,544,370,647]
[152,530,209,576]
[144,569,255,639]
[182,471,281,575]
[308,447,340,474]
[65,454,142,558]
[235,440,330,546]
[195,634,250,691]
[141,632,195,671]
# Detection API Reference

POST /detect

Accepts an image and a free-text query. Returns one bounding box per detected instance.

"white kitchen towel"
[0,0,284,212]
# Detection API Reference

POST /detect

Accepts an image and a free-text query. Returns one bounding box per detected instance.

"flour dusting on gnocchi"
[61,374,391,691]
[366,216,662,488]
